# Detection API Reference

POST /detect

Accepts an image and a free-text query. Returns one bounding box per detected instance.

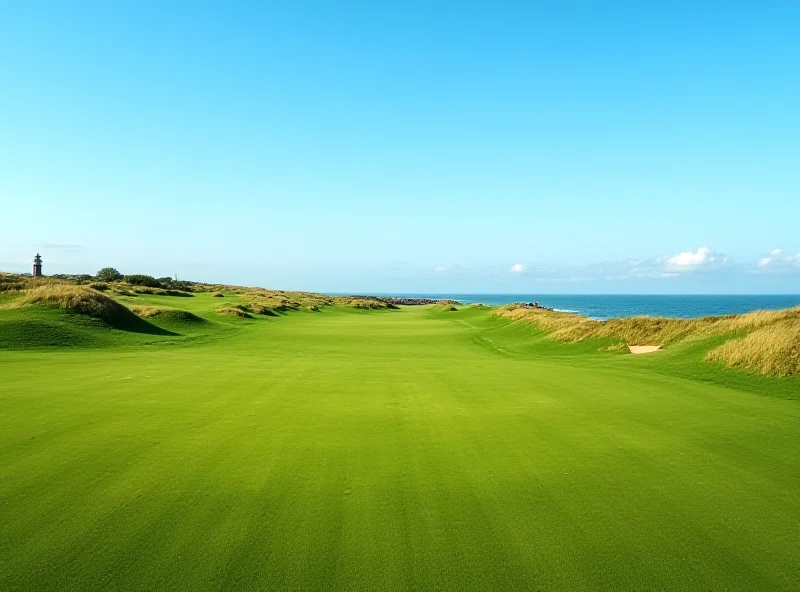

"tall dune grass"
[495,304,800,376]
[0,273,71,292]
[129,305,165,318]
[237,288,392,312]
[341,298,393,309]
[707,320,800,377]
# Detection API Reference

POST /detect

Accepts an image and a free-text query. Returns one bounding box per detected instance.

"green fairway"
[1,301,798,590]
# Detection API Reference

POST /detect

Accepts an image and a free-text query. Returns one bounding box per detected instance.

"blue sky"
[1,1,798,293]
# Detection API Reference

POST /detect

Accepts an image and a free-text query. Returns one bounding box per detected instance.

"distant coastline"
[332,293,800,320]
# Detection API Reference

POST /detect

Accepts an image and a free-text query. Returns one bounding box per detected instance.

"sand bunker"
[628,345,662,354]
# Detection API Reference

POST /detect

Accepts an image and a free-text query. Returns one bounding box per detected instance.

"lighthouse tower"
[33,253,43,277]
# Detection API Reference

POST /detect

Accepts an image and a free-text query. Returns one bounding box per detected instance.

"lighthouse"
[33,253,43,277]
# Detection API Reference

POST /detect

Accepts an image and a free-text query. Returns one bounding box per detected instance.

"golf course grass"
[1,294,799,590]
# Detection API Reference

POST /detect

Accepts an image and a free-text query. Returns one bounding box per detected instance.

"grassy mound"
[342,298,393,309]
[0,307,108,348]
[238,288,335,311]
[243,304,277,316]
[0,286,176,347]
[130,306,207,324]
[12,285,142,325]
[435,302,459,312]
[217,305,253,318]
[241,292,306,312]
[495,304,800,376]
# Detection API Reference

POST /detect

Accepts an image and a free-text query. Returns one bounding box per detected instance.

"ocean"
[372,294,800,321]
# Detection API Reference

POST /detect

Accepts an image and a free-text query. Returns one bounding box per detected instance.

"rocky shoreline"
[349,296,462,306]
[517,301,555,311]
[347,296,555,310]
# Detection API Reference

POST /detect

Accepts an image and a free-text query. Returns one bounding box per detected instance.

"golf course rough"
[1,294,799,590]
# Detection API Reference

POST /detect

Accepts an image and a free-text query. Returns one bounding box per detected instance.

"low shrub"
[122,274,162,288]
[343,298,391,309]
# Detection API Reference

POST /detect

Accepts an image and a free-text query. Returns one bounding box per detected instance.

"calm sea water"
[376,294,800,320]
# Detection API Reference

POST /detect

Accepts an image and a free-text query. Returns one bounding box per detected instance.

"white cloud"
[756,249,800,269]
[433,265,451,272]
[510,263,527,274]
[667,247,715,268]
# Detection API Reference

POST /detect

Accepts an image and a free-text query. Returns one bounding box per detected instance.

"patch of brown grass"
[129,306,165,318]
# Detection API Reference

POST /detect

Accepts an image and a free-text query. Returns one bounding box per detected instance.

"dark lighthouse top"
[33,253,43,277]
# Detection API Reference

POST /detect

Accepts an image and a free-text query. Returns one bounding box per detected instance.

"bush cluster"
[122,274,162,288]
